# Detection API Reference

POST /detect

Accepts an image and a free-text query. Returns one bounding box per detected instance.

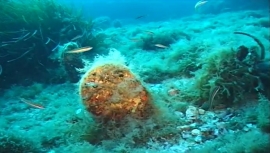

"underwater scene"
[0,0,269,152]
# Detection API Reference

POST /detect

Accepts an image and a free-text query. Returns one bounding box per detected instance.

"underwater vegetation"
[191,31,270,109]
[0,0,106,89]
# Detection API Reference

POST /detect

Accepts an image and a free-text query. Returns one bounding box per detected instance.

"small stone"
[243,126,250,132]
[186,106,199,121]
[243,124,254,132]
[189,123,197,128]
[177,125,190,131]
[168,88,180,96]
[198,108,205,115]
[194,136,202,143]
[213,128,219,136]
[181,131,192,139]
[246,123,253,128]
[76,108,82,115]
[191,129,201,136]
[174,111,184,118]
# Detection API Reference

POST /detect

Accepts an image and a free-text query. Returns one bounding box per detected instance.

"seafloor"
[0,9,269,153]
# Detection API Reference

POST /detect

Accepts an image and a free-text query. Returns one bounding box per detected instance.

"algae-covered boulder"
[79,63,153,121]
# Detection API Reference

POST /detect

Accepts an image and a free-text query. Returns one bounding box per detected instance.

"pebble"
[177,125,191,131]
[191,129,201,136]
[181,131,192,139]
[194,136,202,143]
[198,108,205,115]
[76,108,82,115]
[246,123,253,128]
[200,126,212,132]
[243,124,253,132]
[186,106,199,121]
[174,111,185,118]
[189,123,197,128]
[213,128,219,136]
[173,103,251,144]
[168,88,180,96]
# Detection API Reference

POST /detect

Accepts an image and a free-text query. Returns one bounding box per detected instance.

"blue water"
[60,0,269,22]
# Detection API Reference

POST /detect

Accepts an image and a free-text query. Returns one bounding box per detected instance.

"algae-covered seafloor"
[0,1,270,153]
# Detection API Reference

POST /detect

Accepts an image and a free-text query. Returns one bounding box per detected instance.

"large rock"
[79,63,153,121]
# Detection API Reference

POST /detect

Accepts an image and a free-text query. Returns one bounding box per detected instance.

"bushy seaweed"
[189,32,270,108]
[0,0,106,88]
[0,129,40,153]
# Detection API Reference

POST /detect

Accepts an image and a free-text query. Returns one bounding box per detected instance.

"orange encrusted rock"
[79,63,152,121]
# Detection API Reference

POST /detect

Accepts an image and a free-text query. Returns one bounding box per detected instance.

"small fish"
[154,44,168,49]
[0,65,2,75]
[65,46,93,53]
[135,15,147,19]
[195,0,208,10]
[20,98,45,109]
